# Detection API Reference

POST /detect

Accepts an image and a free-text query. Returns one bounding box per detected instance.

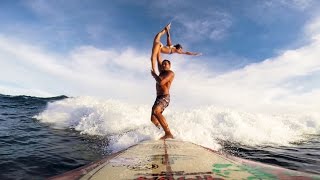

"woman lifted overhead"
[150,23,201,73]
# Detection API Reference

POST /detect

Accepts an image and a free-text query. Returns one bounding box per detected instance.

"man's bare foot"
[160,133,174,140]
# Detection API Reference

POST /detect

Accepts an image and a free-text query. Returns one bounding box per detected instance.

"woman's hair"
[174,44,182,50]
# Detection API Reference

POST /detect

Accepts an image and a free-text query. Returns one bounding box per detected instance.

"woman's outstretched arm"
[178,50,202,56]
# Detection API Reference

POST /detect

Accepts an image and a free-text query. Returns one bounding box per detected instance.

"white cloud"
[174,11,232,41]
[24,0,66,21]
[146,1,233,42]
[0,35,153,101]
[0,85,54,97]
[264,0,314,11]
[305,16,320,40]
[202,39,320,113]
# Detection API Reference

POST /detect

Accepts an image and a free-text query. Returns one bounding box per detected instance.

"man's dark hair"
[174,44,182,50]
[162,59,171,65]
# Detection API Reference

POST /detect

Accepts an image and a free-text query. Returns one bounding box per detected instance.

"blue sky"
[1,0,320,113]
[1,1,316,60]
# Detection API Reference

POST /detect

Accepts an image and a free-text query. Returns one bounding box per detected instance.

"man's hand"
[151,70,157,79]
[151,70,161,83]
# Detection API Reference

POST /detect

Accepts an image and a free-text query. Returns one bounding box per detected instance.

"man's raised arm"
[151,70,174,86]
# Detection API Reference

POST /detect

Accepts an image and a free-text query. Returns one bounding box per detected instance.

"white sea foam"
[35,96,320,153]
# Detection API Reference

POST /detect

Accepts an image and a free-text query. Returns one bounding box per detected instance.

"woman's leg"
[151,43,161,73]
[150,23,170,73]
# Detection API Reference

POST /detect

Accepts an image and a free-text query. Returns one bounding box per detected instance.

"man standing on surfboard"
[150,51,174,139]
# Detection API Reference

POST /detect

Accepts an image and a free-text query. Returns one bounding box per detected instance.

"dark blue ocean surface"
[0,94,107,180]
[0,94,319,179]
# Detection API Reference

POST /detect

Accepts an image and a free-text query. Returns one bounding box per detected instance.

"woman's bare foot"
[158,23,171,36]
[164,22,171,32]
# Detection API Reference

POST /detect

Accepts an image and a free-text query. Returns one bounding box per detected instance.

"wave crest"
[35,96,320,152]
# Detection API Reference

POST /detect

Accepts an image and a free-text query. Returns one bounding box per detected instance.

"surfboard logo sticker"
[109,157,159,171]
[212,163,277,179]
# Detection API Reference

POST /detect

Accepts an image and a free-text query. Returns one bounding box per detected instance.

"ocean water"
[0,94,319,179]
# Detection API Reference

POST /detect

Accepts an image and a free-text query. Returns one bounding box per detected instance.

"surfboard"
[50,139,320,180]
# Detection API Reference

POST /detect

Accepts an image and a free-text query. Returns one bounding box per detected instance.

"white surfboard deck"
[50,139,320,180]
